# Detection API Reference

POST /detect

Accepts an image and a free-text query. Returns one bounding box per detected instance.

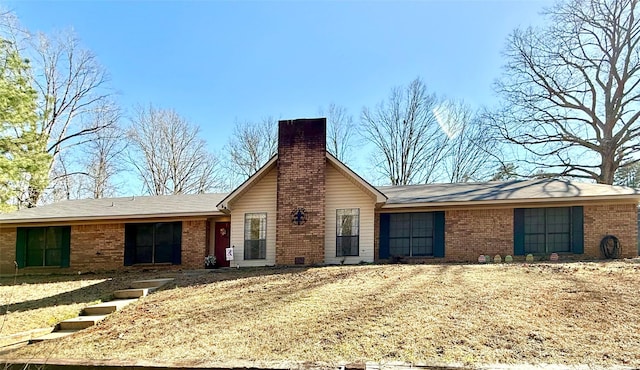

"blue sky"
[6,0,551,181]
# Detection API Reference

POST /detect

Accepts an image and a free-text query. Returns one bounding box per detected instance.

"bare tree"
[438,101,498,183]
[0,11,117,205]
[81,103,125,198]
[614,162,640,187]
[494,0,640,184]
[361,77,448,185]
[490,162,520,181]
[23,30,114,204]
[49,153,82,202]
[224,118,277,183]
[319,103,358,165]
[46,101,124,200]
[128,105,220,195]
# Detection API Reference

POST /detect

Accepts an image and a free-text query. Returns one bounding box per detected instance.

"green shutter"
[433,211,445,258]
[514,208,525,256]
[15,228,27,269]
[124,224,136,266]
[60,226,71,268]
[571,206,584,254]
[379,214,390,259]
[171,222,182,265]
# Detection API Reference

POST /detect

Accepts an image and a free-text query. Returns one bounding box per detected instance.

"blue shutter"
[433,211,445,258]
[514,208,525,256]
[571,206,584,254]
[15,228,27,269]
[379,214,390,259]
[60,226,71,268]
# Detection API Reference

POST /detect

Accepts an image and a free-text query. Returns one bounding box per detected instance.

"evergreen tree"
[0,38,49,211]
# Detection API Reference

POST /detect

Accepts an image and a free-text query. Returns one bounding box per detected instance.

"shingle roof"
[1,179,638,224]
[378,178,640,207]
[0,193,227,224]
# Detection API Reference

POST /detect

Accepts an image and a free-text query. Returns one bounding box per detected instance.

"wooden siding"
[325,163,376,264]
[229,168,277,267]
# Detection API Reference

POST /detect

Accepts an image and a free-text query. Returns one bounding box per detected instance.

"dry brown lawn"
[3,261,640,367]
[0,272,158,339]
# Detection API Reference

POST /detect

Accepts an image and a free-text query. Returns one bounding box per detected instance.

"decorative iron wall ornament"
[291,207,307,225]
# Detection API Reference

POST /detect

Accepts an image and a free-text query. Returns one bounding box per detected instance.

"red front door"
[214,222,230,267]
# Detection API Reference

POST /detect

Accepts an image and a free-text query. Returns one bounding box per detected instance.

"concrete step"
[0,327,53,347]
[58,315,108,330]
[83,299,138,315]
[30,330,79,343]
[130,278,174,289]
[113,288,152,299]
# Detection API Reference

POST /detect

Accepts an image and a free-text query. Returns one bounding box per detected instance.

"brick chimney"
[275,118,326,265]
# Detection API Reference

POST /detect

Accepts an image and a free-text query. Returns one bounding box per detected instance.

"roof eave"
[0,211,226,225]
[381,194,640,209]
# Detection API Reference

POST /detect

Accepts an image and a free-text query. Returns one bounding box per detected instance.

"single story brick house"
[1,118,639,274]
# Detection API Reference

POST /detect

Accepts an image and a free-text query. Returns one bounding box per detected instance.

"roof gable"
[326,152,387,205]
[217,153,387,211]
[216,155,277,211]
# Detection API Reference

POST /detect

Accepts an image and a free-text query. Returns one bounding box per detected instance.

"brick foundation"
[275,119,326,265]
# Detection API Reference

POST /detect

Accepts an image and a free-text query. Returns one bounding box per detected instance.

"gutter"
[0,211,226,225]
[380,194,640,209]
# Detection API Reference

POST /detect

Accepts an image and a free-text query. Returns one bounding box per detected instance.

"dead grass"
[3,261,640,367]
[0,272,165,338]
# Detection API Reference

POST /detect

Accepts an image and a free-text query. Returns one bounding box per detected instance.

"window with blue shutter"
[379,212,445,258]
[514,206,583,255]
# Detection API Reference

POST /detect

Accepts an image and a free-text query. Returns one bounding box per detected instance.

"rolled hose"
[600,235,620,259]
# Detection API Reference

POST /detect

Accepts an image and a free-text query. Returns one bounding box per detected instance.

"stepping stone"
[58,315,108,330]
[130,278,174,289]
[113,288,151,299]
[30,330,78,343]
[83,299,138,315]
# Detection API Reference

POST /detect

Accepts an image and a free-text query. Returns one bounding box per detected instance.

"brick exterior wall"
[0,227,17,274]
[275,119,326,265]
[375,203,639,263]
[0,219,209,275]
[71,223,125,272]
[181,220,208,268]
[444,209,514,262]
[584,203,637,258]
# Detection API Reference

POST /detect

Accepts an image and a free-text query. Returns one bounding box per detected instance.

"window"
[389,213,434,256]
[16,226,70,268]
[336,209,359,256]
[514,206,583,255]
[124,222,182,265]
[244,213,266,260]
[379,212,445,258]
